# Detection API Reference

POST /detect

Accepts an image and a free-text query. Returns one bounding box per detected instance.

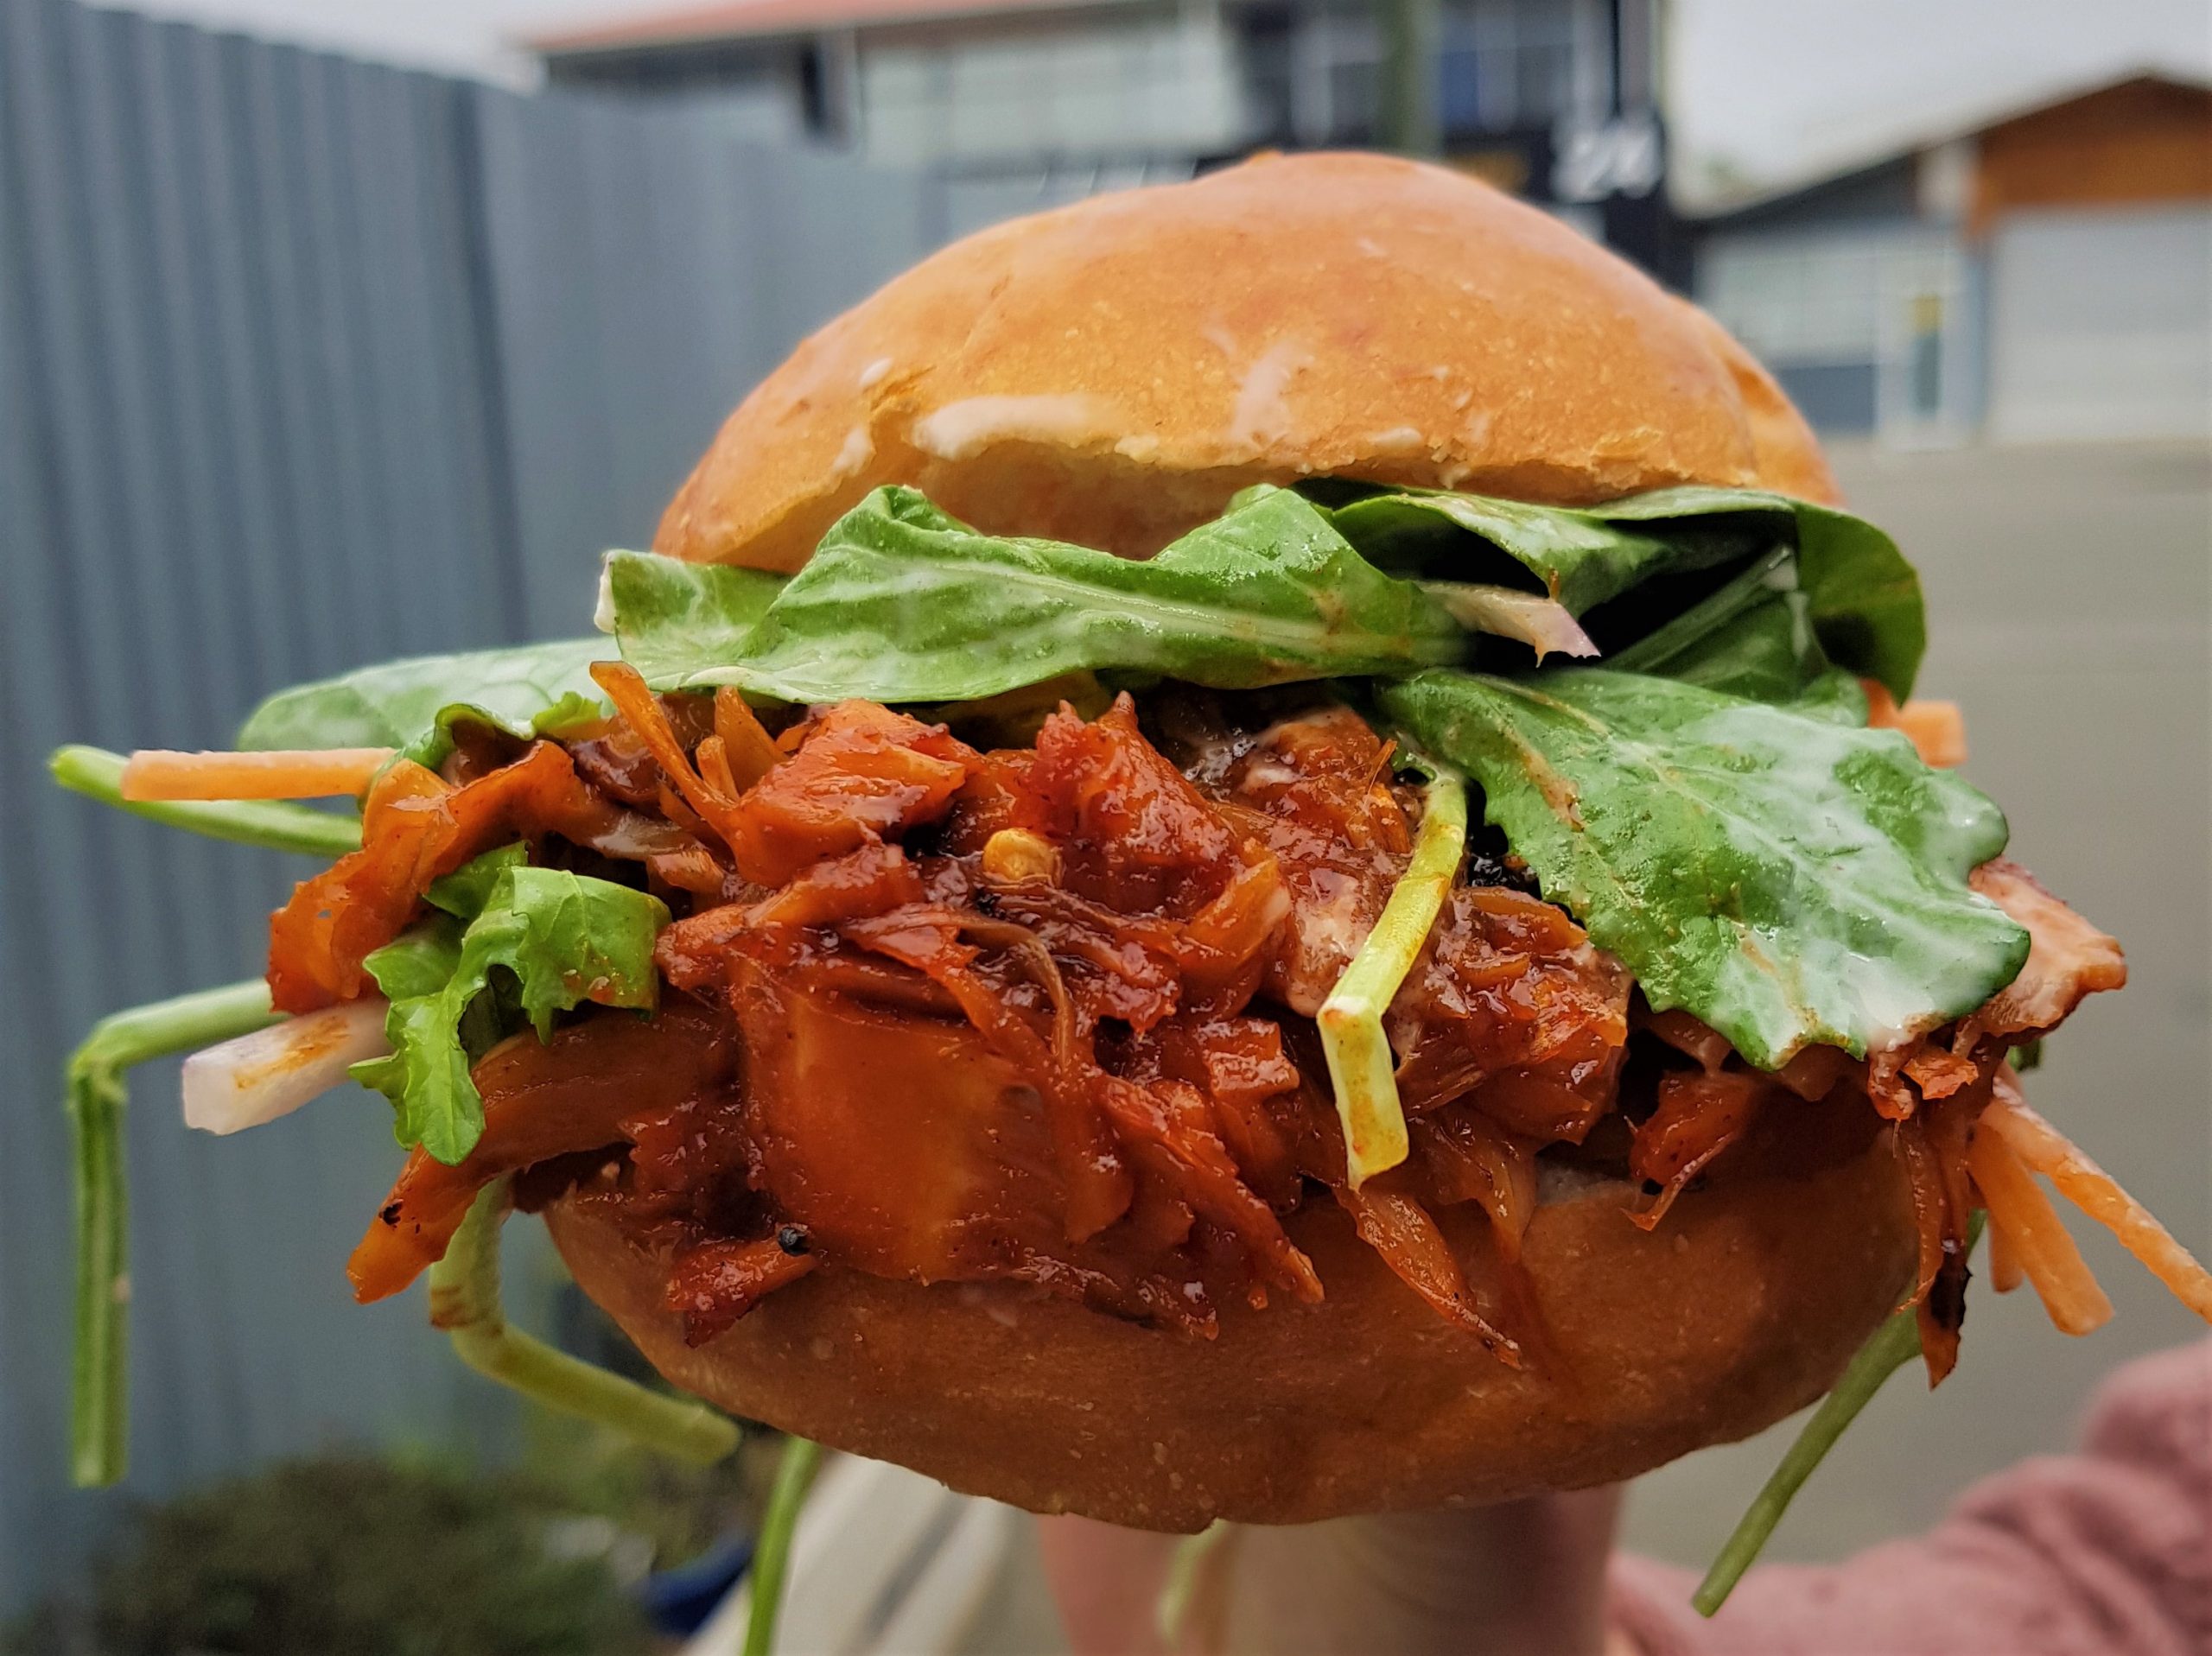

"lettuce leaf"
[1376,669,2028,1068]
[604,485,1471,701]
[352,861,667,1164]
[598,548,785,688]
[1320,484,1924,699]
[424,841,531,920]
[236,639,610,767]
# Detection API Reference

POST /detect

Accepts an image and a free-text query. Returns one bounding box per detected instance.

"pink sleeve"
[1609,1340,2212,1656]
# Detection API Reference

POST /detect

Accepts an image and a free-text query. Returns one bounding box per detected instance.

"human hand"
[1039,1486,1627,1656]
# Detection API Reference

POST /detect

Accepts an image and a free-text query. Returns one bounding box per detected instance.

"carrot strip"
[1967,1127,2112,1334]
[714,687,783,791]
[122,747,393,801]
[1892,1119,1948,1310]
[589,663,745,851]
[1987,1215,2025,1294]
[1980,1078,2212,1322]
[695,735,741,803]
[1862,682,1967,768]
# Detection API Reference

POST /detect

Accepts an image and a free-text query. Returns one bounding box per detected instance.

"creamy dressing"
[1230,340,1306,447]
[1367,426,1427,452]
[912,394,1116,460]
[832,423,874,476]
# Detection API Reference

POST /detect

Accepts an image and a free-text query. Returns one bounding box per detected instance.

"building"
[1694,73,2212,444]
[530,0,1680,269]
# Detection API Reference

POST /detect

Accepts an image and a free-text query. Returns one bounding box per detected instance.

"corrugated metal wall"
[0,0,1011,1608]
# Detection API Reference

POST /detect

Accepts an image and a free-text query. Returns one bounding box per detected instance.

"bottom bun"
[546,1119,1914,1531]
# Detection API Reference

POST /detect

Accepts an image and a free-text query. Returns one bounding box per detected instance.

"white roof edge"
[1678,60,2211,221]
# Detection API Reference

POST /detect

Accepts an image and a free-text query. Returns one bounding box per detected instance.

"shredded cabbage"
[1317,763,1467,1187]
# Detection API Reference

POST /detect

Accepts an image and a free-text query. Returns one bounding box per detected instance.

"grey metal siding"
[0,0,972,1608]
[474,92,942,635]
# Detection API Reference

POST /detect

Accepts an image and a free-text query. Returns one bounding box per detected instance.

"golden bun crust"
[654,150,1837,574]
[547,1127,1912,1531]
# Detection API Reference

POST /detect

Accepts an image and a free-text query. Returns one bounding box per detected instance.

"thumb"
[1039,1487,1624,1656]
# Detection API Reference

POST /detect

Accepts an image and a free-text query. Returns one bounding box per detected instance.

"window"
[860,16,1248,167]
[1433,0,1607,137]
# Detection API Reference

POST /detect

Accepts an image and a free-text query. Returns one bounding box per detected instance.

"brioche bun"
[550,1113,1913,1530]
[579,153,1892,1529]
[653,150,1836,574]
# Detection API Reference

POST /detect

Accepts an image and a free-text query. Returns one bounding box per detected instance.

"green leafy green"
[353,865,668,1164]
[743,1436,823,1656]
[1601,486,1925,700]
[1605,544,1867,720]
[1377,669,2028,1069]
[1320,484,1925,699]
[426,841,532,920]
[605,485,1470,701]
[1324,487,1741,612]
[434,1182,740,1466]
[50,746,363,860]
[237,640,610,768]
[1694,1213,1986,1615]
[598,549,784,688]
[67,981,282,1487]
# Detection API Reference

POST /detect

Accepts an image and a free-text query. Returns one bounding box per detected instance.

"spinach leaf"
[1605,543,1867,721]
[598,549,784,688]
[1325,489,1743,612]
[1376,669,2027,1069]
[1599,486,1924,701]
[607,485,1471,701]
[352,864,667,1164]
[1321,485,1924,699]
[237,640,610,768]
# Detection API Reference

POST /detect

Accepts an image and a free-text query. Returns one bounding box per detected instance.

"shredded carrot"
[1980,1074,2212,1323]
[1861,682,1967,768]
[1967,1126,2113,1334]
[1896,702,1966,768]
[695,735,741,803]
[714,687,782,791]
[122,748,393,801]
[589,663,745,852]
[1988,1214,2025,1294]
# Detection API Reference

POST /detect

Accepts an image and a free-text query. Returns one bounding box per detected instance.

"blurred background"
[1,0,2204,1646]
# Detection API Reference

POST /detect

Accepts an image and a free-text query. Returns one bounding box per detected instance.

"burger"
[55,154,2208,1578]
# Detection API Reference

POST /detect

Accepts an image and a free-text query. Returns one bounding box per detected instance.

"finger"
[1038,1513,1182,1656]
[1213,1488,1625,1656]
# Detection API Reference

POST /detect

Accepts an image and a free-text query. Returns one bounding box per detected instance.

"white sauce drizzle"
[911,394,1113,460]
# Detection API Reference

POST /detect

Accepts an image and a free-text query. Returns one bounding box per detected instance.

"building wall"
[550,0,1624,172]
[1697,223,1972,440]
[1697,79,2211,442]
[1986,203,2212,442]
[1972,76,2212,232]
[858,8,1249,168]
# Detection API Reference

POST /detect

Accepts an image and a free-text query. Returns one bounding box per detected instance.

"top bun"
[655,151,1835,573]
